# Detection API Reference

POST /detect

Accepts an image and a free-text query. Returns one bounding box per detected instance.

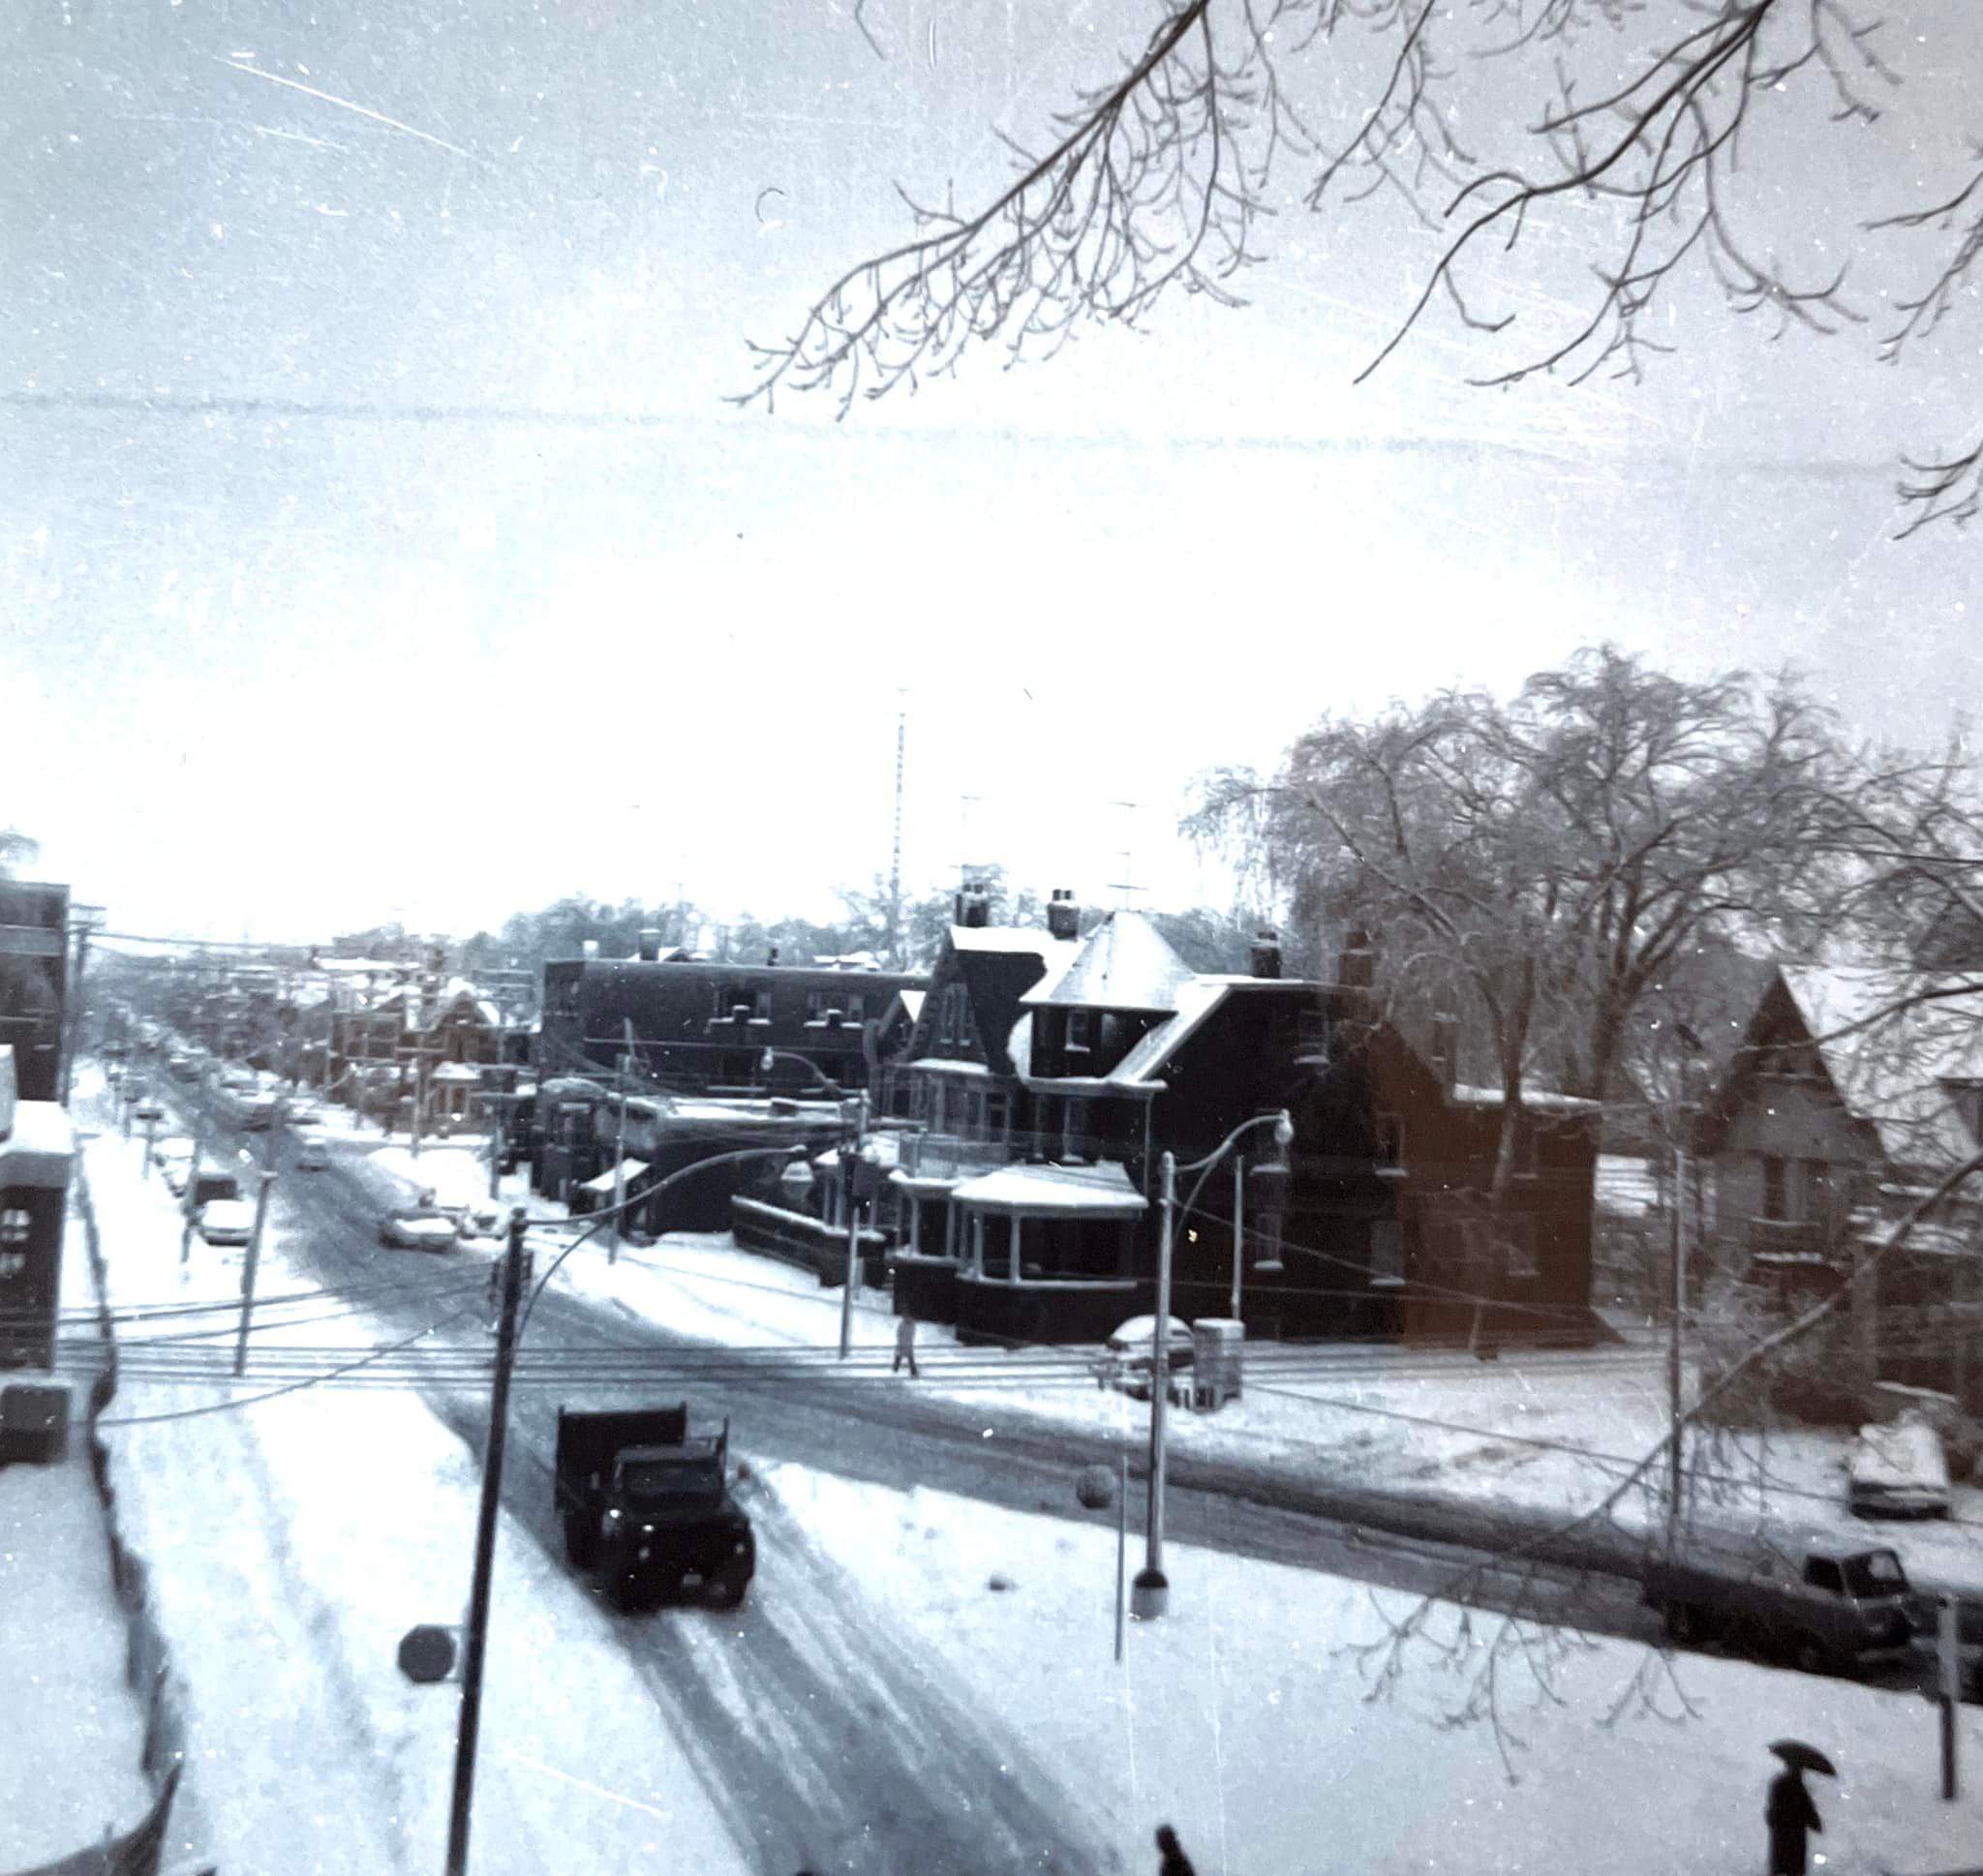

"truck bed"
[555,1404,688,1498]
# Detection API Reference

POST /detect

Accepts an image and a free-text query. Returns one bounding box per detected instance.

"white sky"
[4,0,1978,941]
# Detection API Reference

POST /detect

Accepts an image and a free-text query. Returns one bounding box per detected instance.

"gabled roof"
[1022,910,1196,1014]
[1723,963,1983,1172]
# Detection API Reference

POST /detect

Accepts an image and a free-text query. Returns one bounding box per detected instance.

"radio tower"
[888,693,907,970]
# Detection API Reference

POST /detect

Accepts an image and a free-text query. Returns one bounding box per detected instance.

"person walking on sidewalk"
[893,1313,920,1378]
[1154,1823,1197,1876]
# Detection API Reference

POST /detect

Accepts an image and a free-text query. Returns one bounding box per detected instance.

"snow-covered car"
[1093,1316,1197,1401]
[286,1101,322,1128]
[294,1134,329,1171]
[198,1198,256,1247]
[455,1199,510,1240]
[1848,1416,1953,1519]
[131,1097,166,1123]
[379,1209,458,1253]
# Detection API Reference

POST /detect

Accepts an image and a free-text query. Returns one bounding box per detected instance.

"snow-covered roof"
[1022,910,1196,1013]
[430,1061,482,1084]
[577,1158,648,1194]
[0,1100,75,1188]
[951,1159,1148,1215]
[950,924,1081,957]
[1449,1084,1602,1115]
[1109,978,1233,1086]
[905,1057,992,1077]
[1771,964,1983,1171]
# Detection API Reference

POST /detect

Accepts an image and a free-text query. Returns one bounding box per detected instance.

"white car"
[379,1209,459,1253]
[1848,1416,1953,1519]
[198,1198,256,1247]
[1094,1315,1197,1401]
[294,1133,329,1171]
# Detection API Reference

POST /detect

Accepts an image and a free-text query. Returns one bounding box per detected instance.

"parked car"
[286,1100,322,1128]
[131,1097,166,1123]
[456,1199,508,1240]
[380,1209,458,1253]
[294,1134,329,1171]
[1848,1416,1953,1519]
[198,1198,256,1247]
[1093,1315,1197,1402]
[1643,1532,1917,1677]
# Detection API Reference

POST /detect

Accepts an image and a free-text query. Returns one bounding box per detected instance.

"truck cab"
[556,1405,755,1612]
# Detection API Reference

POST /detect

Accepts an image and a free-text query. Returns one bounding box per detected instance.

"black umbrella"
[1769,1740,1838,1776]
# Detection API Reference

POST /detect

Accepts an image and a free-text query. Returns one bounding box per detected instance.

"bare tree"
[0,827,40,879]
[742,1,1982,532]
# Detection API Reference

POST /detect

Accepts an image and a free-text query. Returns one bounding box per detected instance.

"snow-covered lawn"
[76,1099,748,1876]
[770,1463,1983,1876]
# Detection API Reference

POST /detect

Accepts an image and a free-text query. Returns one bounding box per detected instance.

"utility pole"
[234,1168,277,1377]
[609,1018,638,1264]
[1229,1150,1246,1321]
[179,1096,210,1264]
[446,1212,526,1876]
[1133,1150,1177,1620]
[839,1091,869,1360]
[889,692,906,971]
[1667,1141,1687,1540]
[60,912,98,1107]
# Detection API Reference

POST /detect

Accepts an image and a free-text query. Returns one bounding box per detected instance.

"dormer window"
[1067,1011,1093,1054]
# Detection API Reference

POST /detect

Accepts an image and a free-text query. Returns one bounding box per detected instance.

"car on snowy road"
[198,1198,256,1247]
[379,1209,458,1253]
[1093,1316,1197,1402]
[294,1134,329,1171]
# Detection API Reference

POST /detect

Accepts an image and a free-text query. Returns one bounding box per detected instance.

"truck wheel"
[607,1570,642,1614]
[711,1566,750,1611]
[1663,1603,1703,1647]
[1791,1636,1833,1678]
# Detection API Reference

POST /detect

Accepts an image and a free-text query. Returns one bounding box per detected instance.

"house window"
[0,1206,30,1246]
[938,987,958,1045]
[1501,1215,1540,1282]
[1375,1112,1404,1167]
[1761,1155,1787,1223]
[1067,1011,1092,1053]
[1802,1161,1832,1227]
[1062,1097,1091,1160]
[966,1090,987,1135]
[847,994,867,1023]
[985,1092,1011,1140]
[1370,1219,1405,1286]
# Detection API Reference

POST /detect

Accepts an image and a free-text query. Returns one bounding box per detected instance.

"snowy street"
[48,1065,1980,1874]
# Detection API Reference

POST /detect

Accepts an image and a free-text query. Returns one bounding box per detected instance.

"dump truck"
[1642,1532,1916,1677]
[554,1404,755,1612]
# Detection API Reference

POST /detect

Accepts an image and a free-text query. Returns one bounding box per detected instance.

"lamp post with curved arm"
[1133,1107,1295,1622]
[446,1136,813,1876]
[759,1046,875,1359]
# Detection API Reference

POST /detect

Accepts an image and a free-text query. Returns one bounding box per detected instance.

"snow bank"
[765,1462,1983,1876]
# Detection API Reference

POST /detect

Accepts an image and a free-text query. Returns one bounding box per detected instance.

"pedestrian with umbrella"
[1765,1740,1833,1876]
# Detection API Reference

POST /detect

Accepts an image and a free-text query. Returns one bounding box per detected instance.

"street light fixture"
[1133,1107,1295,1623]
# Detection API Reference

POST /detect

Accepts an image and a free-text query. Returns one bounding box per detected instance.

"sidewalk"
[0,1155,153,1871]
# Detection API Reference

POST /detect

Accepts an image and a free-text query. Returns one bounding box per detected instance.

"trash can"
[1190,1319,1244,1410]
[0,1381,72,1464]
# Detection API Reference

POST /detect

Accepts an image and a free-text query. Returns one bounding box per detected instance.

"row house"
[1696,962,1983,1406]
[538,932,928,1102]
[327,975,515,1129]
[884,898,1601,1347]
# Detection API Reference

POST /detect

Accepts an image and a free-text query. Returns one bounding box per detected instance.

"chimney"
[1249,925,1283,979]
[957,885,991,928]
[1046,889,1081,941]
[637,928,661,962]
[581,939,599,961]
[1429,1012,1460,1092]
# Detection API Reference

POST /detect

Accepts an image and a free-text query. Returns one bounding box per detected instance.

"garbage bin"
[0,1381,72,1464]
[1190,1319,1244,1410]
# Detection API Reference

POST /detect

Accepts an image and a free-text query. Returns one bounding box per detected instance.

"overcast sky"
[5,0,1978,945]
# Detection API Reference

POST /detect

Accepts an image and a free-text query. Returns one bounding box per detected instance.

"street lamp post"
[1134,1108,1294,1622]
[443,1136,811,1876]
[758,1046,871,1360]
